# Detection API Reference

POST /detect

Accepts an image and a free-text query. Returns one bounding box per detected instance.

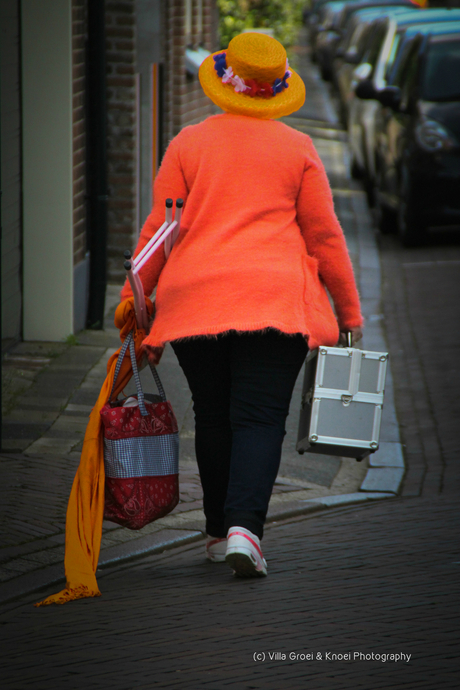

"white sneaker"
[225,526,268,577]
[206,536,227,562]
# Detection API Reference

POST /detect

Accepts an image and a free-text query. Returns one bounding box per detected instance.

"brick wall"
[105,0,137,282]
[163,0,218,153]
[104,0,218,283]
[72,0,87,267]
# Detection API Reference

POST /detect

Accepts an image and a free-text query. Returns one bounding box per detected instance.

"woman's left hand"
[338,327,363,347]
[141,343,159,366]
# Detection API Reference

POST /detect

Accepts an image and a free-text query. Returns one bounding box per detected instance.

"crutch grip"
[124,258,149,330]
[172,198,183,246]
[164,198,174,258]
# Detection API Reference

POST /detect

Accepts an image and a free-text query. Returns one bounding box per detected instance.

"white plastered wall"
[21,0,73,341]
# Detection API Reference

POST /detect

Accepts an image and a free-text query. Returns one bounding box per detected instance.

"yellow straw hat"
[199,32,305,120]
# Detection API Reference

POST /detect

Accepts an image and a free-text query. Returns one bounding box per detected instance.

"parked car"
[334,5,418,121]
[315,1,352,77]
[361,27,460,245]
[349,8,460,192]
[308,0,362,62]
[316,0,416,81]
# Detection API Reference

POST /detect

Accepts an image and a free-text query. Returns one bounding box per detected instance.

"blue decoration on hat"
[213,53,228,78]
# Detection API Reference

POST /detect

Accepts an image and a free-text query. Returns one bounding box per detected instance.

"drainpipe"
[85,0,108,329]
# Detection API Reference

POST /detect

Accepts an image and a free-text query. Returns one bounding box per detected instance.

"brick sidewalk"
[1,495,457,689]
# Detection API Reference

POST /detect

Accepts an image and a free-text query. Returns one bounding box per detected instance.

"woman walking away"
[119,32,363,578]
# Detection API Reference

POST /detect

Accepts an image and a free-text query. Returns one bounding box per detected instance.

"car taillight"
[415,119,457,153]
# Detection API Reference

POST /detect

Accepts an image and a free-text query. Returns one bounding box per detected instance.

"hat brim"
[199,51,306,120]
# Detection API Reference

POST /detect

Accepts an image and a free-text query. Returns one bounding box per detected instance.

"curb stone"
[341,155,405,496]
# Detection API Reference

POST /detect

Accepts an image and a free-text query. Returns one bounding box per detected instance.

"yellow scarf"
[35,298,153,606]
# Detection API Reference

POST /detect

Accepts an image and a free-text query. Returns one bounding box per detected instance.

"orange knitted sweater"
[121,114,362,351]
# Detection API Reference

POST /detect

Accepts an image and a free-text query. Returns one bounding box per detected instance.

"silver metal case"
[297,345,388,461]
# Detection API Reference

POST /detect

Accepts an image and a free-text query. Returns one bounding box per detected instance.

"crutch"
[124,198,184,330]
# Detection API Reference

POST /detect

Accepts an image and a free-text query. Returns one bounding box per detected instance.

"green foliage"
[216,0,307,50]
[64,334,79,346]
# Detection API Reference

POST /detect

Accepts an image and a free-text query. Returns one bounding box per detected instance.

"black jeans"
[171,330,308,540]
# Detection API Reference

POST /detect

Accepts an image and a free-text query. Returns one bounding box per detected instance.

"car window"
[399,43,420,109]
[338,19,361,52]
[385,31,402,80]
[348,22,369,52]
[421,38,460,101]
[357,23,374,55]
[391,37,417,87]
[361,23,388,72]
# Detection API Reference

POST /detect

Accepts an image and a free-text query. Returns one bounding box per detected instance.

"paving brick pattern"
[379,238,460,498]
[1,496,458,689]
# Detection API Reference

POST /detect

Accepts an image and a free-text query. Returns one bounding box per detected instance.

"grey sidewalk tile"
[0,539,63,564]
[17,396,69,408]
[5,409,58,423]
[64,403,93,413]
[360,467,405,494]
[0,562,65,605]
[98,529,203,567]
[300,492,395,508]
[369,442,405,468]
[267,500,325,522]
[20,548,64,566]
[1,422,50,439]
[0,438,35,451]
[24,437,78,455]
[47,416,88,431]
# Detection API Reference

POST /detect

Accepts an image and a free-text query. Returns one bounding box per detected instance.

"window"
[391,37,419,88]
[399,43,420,110]
[197,0,203,37]
[185,0,192,44]
[363,24,387,72]
[385,32,401,82]
[421,38,460,101]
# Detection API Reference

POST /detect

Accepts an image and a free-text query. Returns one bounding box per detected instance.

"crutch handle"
[124,258,149,330]
[164,198,174,256]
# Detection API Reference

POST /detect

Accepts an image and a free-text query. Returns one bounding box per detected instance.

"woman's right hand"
[338,327,363,347]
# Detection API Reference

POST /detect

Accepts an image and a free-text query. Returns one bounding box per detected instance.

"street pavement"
[1,31,459,689]
[1,496,457,689]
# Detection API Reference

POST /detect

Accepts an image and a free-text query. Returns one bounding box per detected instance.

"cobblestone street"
[2,496,458,689]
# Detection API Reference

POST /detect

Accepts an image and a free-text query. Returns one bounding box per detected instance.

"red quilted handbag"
[100,331,179,530]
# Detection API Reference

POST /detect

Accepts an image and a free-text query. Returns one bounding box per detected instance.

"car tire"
[398,169,426,247]
[374,188,397,234]
[350,156,363,180]
[364,175,375,208]
[320,64,332,81]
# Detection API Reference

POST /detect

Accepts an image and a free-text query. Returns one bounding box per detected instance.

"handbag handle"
[108,330,167,416]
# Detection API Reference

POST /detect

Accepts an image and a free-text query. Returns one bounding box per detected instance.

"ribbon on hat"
[213,52,291,98]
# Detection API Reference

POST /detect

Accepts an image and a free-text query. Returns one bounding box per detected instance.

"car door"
[381,37,421,204]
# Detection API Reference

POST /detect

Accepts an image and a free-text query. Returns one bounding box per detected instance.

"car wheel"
[350,155,363,180]
[320,64,332,81]
[373,165,396,234]
[375,190,397,234]
[364,174,375,208]
[398,169,426,247]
